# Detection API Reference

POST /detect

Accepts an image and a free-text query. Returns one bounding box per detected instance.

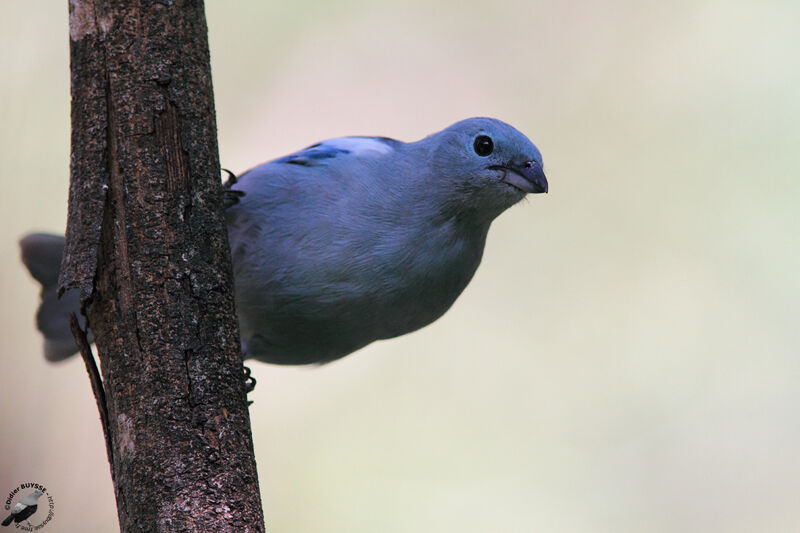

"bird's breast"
[365,221,488,339]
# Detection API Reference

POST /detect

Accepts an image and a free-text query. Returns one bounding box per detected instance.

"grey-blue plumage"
[21,117,547,365]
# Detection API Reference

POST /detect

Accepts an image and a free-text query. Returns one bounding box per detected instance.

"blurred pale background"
[2,1,799,531]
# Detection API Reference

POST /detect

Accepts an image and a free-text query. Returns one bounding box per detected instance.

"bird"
[21,117,547,365]
[2,489,44,527]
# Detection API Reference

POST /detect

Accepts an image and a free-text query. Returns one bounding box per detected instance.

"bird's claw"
[222,168,239,188]
[223,168,246,209]
[223,189,245,209]
[244,365,256,405]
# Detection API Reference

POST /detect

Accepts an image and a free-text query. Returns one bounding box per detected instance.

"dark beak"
[505,161,547,194]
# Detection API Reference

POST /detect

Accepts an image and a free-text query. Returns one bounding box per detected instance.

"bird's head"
[428,117,547,223]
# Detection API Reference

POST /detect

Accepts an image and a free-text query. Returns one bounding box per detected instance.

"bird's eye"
[473,135,493,156]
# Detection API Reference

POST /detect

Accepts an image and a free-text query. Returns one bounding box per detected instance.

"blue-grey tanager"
[21,117,547,365]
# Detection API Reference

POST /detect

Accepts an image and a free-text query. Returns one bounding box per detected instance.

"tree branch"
[63,2,265,531]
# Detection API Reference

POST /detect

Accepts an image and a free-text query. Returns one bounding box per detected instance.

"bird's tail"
[2,512,14,526]
[19,233,83,362]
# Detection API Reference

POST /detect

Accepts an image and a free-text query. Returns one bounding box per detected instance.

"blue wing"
[223,136,399,206]
[268,136,398,168]
[271,144,350,166]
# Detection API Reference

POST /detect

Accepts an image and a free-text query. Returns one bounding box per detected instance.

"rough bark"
[63,1,265,531]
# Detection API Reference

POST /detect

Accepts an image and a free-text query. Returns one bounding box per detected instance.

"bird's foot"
[222,168,239,187]
[222,168,246,208]
[244,365,257,405]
